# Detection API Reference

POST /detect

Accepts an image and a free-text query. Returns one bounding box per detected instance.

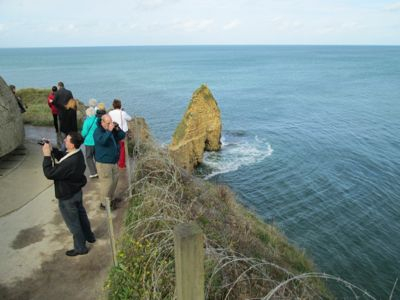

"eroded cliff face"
[169,85,221,172]
[0,76,24,157]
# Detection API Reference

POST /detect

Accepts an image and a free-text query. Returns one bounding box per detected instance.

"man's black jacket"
[42,148,87,200]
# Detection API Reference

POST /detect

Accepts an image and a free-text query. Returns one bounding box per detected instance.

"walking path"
[0,126,129,300]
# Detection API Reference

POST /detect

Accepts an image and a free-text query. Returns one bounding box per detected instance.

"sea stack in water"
[169,84,221,172]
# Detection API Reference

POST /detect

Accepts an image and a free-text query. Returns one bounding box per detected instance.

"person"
[96,102,106,117]
[53,81,73,121]
[47,86,59,133]
[88,98,98,112]
[93,114,125,210]
[42,132,95,257]
[109,99,132,168]
[10,84,27,113]
[60,98,78,137]
[81,107,98,178]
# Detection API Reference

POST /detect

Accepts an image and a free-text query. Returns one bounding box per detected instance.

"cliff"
[0,76,25,157]
[169,84,222,172]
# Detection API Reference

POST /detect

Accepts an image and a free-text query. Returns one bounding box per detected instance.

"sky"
[0,0,399,47]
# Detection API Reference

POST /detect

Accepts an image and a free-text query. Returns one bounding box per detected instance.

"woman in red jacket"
[48,86,59,133]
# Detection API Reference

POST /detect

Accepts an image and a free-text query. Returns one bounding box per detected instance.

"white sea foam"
[203,134,273,179]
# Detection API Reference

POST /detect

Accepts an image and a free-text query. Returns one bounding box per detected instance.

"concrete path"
[0,127,129,300]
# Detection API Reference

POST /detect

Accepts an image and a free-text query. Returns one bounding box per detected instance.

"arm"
[42,144,72,180]
[123,111,132,121]
[114,129,126,142]
[81,119,89,138]
[94,129,113,145]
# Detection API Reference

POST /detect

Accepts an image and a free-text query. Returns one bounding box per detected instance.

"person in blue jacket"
[93,114,125,210]
[81,107,98,178]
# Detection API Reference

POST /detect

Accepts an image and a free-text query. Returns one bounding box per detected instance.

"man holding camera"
[42,132,95,256]
[93,114,125,210]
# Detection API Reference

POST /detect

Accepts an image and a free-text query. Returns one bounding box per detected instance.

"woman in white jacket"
[109,99,132,168]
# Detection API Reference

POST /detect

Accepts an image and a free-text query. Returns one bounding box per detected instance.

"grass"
[105,127,336,299]
[16,88,86,128]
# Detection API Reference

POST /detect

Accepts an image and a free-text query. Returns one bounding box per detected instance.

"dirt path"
[0,134,129,300]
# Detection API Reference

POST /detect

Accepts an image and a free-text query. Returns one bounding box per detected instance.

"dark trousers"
[52,114,59,133]
[85,145,97,176]
[58,190,95,252]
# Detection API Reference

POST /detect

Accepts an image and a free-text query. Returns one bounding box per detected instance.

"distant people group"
[37,80,132,257]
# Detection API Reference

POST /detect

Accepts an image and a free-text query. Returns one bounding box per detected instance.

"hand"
[42,143,52,156]
[108,122,115,131]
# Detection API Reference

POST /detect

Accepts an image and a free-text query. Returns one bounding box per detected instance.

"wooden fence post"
[174,222,204,300]
[105,196,118,266]
[124,136,132,197]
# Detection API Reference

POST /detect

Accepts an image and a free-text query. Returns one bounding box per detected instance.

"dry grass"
[106,125,382,299]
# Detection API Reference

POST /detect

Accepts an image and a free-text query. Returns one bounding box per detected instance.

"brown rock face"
[169,85,221,172]
[0,76,25,157]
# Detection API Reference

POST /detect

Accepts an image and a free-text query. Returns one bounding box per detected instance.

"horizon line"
[1,43,400,50]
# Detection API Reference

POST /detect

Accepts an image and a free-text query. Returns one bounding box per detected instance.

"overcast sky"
[0,0,399,47]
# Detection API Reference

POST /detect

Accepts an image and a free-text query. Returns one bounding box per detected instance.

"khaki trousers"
[96,162,119,205]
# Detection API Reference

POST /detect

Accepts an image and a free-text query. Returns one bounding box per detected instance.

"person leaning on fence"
[93,114,125,210]
[81,107,98,178]
[109,99,132,168]
[42,132,96,257]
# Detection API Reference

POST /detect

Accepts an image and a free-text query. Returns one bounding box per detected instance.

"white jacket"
[109,109,132,132]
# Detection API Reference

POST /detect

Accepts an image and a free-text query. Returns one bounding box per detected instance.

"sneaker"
[65,249,89,257]
[89,174,98,178]
[99,203,106,210]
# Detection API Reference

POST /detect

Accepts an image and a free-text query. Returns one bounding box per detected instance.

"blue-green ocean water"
[1,45,399,298]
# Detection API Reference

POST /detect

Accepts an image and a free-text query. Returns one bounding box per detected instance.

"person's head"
[85,107,95,117]
[101,114,112,130]
[112,99,122,109]
[65,132,84,151]
[9,85,16,94]
[65,98,77,110]
[88,98,97,108]
[97,102,106,111]
[51,86,57,92]
[57,81,64,89]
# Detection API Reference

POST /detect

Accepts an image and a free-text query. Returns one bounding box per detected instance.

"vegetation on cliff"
[106,130,331,299]
[16,88,86,127]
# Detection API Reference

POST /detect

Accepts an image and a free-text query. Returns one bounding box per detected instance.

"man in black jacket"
[42,132,95,256]
[53,81,74,146]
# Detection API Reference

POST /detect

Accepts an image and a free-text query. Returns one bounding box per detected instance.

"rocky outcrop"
[169,85,221,172]
[0,76,24,157]
[128,117,151,145]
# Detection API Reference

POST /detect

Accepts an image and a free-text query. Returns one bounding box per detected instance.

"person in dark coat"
[53,81,73,115]
[93,114,125,210]
[60,98,78,136]
[42,132,95,256]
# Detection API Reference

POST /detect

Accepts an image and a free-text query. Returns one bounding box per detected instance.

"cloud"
[173,19,214,32]
[134,0,179,10]
[0,24,5,31]
[384,2,400,11]
[223,20,240,30]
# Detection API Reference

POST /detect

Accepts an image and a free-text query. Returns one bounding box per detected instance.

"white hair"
[88,98,97,107]
[85,107,95,117]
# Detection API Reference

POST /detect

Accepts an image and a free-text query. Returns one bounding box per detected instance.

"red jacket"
[48,92,58,114]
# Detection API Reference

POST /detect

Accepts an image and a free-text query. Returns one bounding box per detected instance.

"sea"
[1,45,399,298]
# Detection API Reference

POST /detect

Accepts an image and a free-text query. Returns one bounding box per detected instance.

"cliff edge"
[169,84,221,172]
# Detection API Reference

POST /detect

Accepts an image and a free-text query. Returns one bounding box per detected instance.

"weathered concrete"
[0,128,130,300]
[0,76,25,157]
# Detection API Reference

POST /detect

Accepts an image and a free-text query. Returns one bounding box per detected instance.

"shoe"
[89,174,98,178]
[87,237,96,243]
[65,249,89,257]
[99,203,106,210]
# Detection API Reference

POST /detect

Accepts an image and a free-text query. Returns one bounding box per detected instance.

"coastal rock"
[128,117,151,144]
[169,85,221,172]
[0,76,25,157]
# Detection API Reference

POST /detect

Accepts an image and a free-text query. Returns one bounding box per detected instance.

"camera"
[37,139,50,146]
